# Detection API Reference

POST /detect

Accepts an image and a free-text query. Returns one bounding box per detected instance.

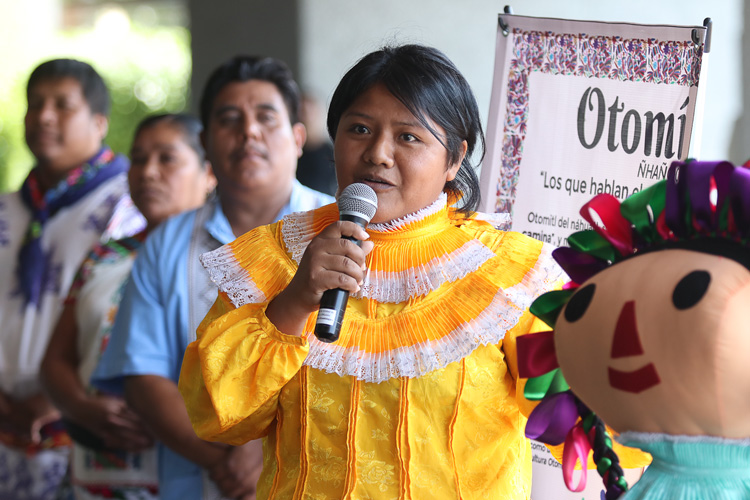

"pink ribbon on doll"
[562,423,592,492]
[580,194,634,256]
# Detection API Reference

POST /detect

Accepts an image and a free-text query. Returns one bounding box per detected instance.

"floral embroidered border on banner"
[496,28,703,213]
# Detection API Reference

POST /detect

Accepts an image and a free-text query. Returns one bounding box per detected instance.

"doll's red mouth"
[607,300,661,393]
[608,364,660,393]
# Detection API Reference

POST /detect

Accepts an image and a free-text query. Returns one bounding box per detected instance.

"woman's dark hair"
[327,44,484,214]
[199,55,301,129]
[27,58,110,116]
[132,113,206,166]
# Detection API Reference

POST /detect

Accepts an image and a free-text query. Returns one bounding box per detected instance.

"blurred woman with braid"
[41,113,215,500]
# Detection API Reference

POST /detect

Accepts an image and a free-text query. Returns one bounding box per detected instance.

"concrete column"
[729,1,750,163]
[187,0,301,112]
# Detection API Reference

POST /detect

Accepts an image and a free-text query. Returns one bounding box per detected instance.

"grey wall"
[189,0,745,162]
[299,0,743,162]
[188,0,300,113]
[730,0,750,163]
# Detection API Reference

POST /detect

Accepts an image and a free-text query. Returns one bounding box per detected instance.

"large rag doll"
[517,160,750,500]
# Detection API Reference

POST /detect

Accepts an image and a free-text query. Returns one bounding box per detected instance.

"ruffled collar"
[201,193,563,382]
[281,193,486,294]
[367,192,449,234]
[282,193,457,261]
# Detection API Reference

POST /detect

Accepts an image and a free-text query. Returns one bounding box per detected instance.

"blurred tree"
[0,5,190,192]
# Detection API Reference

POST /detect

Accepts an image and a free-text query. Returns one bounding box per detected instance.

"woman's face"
[128,121,216,229]
[333,84,466,224]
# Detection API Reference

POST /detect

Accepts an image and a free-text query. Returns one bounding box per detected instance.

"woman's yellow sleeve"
[179,292,310,445]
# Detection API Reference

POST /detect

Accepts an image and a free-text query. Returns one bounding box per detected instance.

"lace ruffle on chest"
[201,195,562,382]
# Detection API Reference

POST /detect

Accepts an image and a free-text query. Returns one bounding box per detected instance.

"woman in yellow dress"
[179,44,567,499]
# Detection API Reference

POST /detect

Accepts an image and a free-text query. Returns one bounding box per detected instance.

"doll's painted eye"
[672,270,711,310]
[564,283,596,322]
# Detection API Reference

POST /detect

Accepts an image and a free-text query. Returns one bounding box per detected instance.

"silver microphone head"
[338,183,378,222]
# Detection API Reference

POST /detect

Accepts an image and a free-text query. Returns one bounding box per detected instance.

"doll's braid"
[578,402,628,499]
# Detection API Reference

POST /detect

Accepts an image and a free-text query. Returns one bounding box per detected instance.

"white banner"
[480,14,708,246]
[479,13,708,499]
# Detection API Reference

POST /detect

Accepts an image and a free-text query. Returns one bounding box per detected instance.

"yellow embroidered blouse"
[180,195,563,499]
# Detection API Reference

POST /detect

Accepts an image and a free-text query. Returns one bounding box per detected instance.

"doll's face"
[554,248,750,437]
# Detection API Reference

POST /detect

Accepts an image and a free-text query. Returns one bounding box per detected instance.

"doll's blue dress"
[620,432,750,500]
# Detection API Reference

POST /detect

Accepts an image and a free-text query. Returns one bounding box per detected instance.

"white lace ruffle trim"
[368,193,447,232]
[205,196,517,308]
[280,210,317,265]
[279,194,450,264]
[277,195,499,303]
[303,289,520,382]
[200,245,266,308]
[203,237,498,308]
[303,248,563,382]
[351,240,496,302]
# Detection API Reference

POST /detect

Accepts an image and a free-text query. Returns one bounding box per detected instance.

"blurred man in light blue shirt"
[92,56,333,500]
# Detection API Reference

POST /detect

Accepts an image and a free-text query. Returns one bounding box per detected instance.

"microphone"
[314,183,378,343]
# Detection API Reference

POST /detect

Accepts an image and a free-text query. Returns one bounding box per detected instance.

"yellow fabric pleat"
[295,366,309,500]
[449,359,466,498]
[343,378,360,498]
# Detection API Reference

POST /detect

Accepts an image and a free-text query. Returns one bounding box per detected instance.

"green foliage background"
[0,23,191,192]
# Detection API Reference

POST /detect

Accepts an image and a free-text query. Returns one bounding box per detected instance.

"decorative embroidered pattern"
[67,234,146,303]
[0,448,67,500]
[0,200,7,247]
[104,193,146,241]
[84,192,121,233]
[0,220,8,248]
[496,29,703,213]
[0,420,71,500]
[12,246,64,307]
[16,150,131,307]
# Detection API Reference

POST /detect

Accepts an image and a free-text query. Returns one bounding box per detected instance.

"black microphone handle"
[314,215,368,343]
[315,287,350,343]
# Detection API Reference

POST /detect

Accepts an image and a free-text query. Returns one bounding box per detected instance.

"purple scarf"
[17,147,128,306]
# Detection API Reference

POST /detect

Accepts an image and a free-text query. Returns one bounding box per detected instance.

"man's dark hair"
[326,44,484,214]
[27,59,110,116]
[199,56,301,129]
